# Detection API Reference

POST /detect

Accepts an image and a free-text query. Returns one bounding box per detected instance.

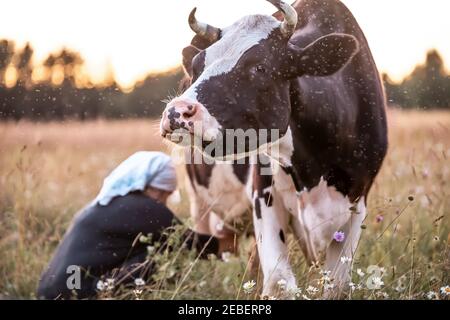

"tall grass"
[0,110,448,300]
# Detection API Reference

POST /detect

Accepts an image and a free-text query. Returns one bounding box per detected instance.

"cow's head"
[161,0,359,159]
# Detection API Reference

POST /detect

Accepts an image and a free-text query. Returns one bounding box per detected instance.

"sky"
[0,0,449,89]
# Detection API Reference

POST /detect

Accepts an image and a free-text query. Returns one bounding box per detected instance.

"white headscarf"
[94,151,177,206]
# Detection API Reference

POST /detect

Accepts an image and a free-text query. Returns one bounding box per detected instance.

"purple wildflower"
[333,231,345,243]
[376,215,384,223]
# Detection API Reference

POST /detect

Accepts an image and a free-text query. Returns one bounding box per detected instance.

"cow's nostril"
[183,104,197,119]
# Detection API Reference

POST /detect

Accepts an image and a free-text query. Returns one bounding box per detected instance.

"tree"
[0,40,15,86]
[15,42,34,87]
[384,50,450,109]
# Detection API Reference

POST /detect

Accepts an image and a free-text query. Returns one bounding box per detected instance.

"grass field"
[0,110,449,300]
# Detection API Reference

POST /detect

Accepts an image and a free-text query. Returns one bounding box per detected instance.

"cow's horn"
[188,8,221,42]
[267,0,298,36]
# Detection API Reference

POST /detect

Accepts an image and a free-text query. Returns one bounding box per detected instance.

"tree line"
[0,40,449,121]
[0,40,184,121]
[383,50,450,109]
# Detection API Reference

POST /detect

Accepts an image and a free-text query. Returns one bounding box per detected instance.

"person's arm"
[180,229,238,258]
[96,193,239,260]
[181,230,219,257]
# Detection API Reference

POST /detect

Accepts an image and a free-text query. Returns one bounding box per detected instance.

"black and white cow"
[161,0,387,298]
[183,150,251,241]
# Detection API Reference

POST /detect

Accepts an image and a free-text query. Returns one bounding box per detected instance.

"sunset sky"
[0,0,449,89]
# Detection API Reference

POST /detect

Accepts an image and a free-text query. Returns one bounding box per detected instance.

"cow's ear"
[291,33,359,77]
[182,45,201,77]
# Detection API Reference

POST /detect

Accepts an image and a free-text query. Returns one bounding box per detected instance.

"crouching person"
[37,151,231,299]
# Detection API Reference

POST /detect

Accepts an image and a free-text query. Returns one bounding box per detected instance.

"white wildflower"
[426,291,438,300]
[320,270,332,283]
[147,245,155,254]
[321,270,331,277]
[134,278,145,286]
[221,251,231,263]
[243,280,256,293]
[277,279,287,290]
[376,291,389,299]
[106,278,115,290]
[371,276,384,289]
[324,283,335,291]
[306,285,319,295]
[395,284,406,292]
[357,268,365,277]
[96,280,106,291]
[290,287,302,298]
[440,286,450,296]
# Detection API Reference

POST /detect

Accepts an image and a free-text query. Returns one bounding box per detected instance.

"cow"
[183,150,251,250]
[160,0,388,298]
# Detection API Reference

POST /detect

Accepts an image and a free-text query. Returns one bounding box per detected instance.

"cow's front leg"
[252,167,296,298]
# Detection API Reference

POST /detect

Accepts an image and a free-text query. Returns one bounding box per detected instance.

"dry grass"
[0,110,449,300]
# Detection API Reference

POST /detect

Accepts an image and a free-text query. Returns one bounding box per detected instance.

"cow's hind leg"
[290,179,366,299]
[324,198,367,299]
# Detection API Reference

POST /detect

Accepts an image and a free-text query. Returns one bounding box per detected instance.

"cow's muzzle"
[160,98,221,145]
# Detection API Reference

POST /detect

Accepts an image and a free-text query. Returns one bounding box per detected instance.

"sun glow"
[0,0,449,89]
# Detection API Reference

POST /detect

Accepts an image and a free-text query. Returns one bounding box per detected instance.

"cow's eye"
[256,65,266,73]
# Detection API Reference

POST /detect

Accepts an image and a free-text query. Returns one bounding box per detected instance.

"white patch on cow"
[182,14,281,102]
[245,160,256,200]
[272,165,297,215]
